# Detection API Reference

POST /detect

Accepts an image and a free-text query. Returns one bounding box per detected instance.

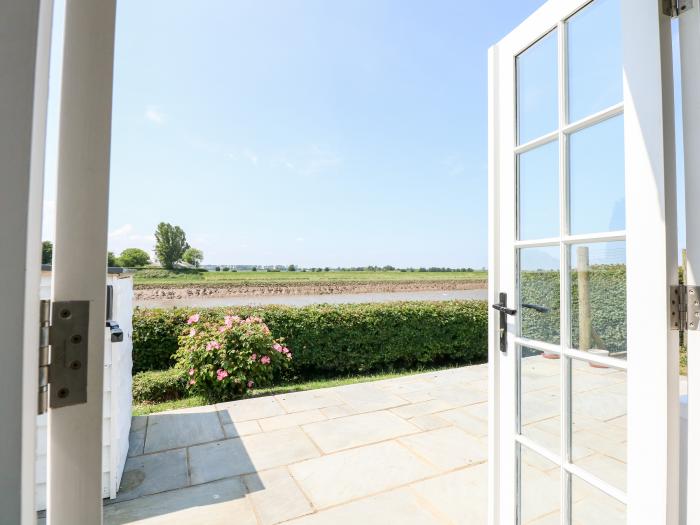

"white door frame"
[0,1,53,523]
[488,0,680,522]
[679,3,700,523]
[48,1,117,523]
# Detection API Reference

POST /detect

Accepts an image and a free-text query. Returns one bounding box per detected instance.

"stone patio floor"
[104,365,491,524]
[102,362,688,525]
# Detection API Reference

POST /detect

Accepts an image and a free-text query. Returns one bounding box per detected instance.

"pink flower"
[262,325,271,334]
[261,356,271,365]
[282,347,290,354]
[189,328,196,337]
[188,368,195,376]
[206,340,221,351]
[250,353,257,362]
[216,369,229,381]
[189,379,195,385]
[218,326,226,332]
[224,315,240,328]
[247,380,254,388]
[187,314,200,325]
[273,343,283,353]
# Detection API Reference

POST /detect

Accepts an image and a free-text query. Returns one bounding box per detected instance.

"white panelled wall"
[35,270,133,510]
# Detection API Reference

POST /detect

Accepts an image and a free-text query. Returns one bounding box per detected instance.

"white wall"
[36,271,133,510]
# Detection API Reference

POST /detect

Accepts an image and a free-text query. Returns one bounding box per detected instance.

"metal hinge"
[37,300,90,415]
[664,0,693,17]
[670,285,700,331]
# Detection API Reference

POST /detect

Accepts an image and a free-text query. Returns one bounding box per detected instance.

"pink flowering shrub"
[175,313,292,402]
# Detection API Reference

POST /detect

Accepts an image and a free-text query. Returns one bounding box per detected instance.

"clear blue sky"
[42,1,685,268]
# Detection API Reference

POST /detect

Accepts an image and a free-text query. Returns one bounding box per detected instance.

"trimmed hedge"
[132,301,488,377]
[132,368,187,403]
[521,264,626,354]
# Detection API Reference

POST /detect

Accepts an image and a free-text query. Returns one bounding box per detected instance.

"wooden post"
[577,246,591,351]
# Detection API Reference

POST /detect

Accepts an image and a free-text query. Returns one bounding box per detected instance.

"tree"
[183,247,204,268]
[42,241,52,265]
[288,264,297,272]
[107,251,119,267]
[117,248,151,267]
[154,222,189,269]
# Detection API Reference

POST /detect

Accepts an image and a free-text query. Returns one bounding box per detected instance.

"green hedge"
[132,368,187,403]
[132,301,488,377]
[520,264,626,354]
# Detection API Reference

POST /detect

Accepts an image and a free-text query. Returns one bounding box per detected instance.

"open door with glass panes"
[488,0,680,523]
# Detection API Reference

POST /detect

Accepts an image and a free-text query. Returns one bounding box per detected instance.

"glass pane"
[569,115,625,235]
[520,347,560,455]
[572,475,626,524]
[519,246,560,344]
[570,241,627,359]
[519,445,560,524]
[518,140,559,240]
[571,359,627,491]
[517,31,558,144]
[567,0,622,122]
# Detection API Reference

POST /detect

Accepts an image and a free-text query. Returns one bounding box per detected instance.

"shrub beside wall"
[132,368,187,403]
[132,301,488,377]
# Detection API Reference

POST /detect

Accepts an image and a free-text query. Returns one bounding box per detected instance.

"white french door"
[488,0,679,524]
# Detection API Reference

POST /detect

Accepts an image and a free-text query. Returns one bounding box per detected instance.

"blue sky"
[42,1,685,268]
[42,0,549,268]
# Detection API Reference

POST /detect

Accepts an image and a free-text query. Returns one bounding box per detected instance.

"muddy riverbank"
[133,279,487,301]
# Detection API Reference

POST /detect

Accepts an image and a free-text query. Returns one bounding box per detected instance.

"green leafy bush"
[520,264,626,355]
[132,368,187,403]
[175,313,291,402]
[132,300,488,377]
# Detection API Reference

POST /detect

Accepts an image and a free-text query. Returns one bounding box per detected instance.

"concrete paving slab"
[409,413,451,431]
[409,464,488,524]
[115,449,189,503]
[222,419,262,439]
[189,427,320,485]
[333,384,409,412]
[217,396,286,422]
[144,406,224,453]
[275,389,344,413]
[105,477,254,525]
[258,409,326,432]
[391,399,457,419]
[243,467,313,525]
[289,441,437,509]
[399,427,487,471]
[302,410,419,453]
[282,486,446,525]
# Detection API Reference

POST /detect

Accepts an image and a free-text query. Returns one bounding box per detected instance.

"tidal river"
[135,288,488,309]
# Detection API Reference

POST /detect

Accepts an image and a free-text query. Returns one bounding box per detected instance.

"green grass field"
[133,269,488,287]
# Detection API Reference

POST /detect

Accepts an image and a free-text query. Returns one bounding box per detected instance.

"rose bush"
[175,313,291,402]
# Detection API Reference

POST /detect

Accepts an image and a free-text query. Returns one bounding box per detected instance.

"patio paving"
[102,362,685,524]
[104,365,490,524]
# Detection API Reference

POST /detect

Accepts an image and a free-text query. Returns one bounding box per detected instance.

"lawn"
[133,269,488,287]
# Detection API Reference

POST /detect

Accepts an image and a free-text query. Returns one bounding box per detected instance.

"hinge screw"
[70,334,82,344]
[57,388,69,399]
